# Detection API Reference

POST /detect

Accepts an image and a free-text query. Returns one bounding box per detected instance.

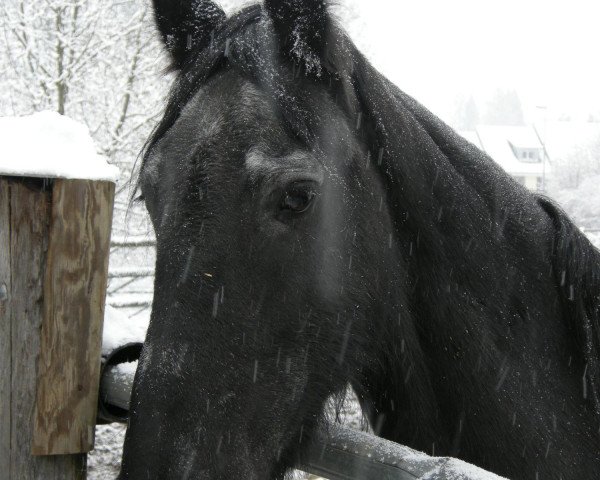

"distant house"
[460,126,547,192]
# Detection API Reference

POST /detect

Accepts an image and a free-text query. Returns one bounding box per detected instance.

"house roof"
[459,125,546,177]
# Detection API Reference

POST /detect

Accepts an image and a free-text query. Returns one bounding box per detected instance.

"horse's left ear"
[264,0,330,72]
[153,0,226,69]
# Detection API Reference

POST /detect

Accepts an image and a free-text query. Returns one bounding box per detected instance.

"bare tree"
[0,0,168,172]
[552,134,600,190]
[453,94,480,131]
[482,88,525,126]
[549,133,600,228]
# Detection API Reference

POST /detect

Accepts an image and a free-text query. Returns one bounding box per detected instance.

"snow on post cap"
[0,111,119,182]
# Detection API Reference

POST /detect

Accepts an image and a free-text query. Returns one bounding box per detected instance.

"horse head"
[120,1,600,479]
[121,2,406,478]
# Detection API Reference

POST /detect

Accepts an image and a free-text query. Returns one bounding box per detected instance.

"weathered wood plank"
[0,179,11,471]
[32,178,114,455]
[8,178,85,478]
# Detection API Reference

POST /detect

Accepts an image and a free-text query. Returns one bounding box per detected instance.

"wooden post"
[0,176,114,478]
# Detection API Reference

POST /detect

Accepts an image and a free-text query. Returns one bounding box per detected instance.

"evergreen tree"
[453,95,480,130]
[483,88,525,125]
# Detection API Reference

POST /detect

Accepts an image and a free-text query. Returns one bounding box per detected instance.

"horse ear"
[152,0,226,69]
[264,0,330,71]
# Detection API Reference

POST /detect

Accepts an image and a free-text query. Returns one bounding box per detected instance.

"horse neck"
[355,99,564,452]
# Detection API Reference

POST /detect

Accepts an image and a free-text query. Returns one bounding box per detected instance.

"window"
[518,149,541,163]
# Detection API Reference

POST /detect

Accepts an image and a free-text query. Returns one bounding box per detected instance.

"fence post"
[0,176,114,478]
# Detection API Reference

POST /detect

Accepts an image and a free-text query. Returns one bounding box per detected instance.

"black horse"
[120,1,600,478]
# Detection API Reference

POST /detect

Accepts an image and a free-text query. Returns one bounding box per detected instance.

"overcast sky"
[339,0,600,123]
[224,1,600,124]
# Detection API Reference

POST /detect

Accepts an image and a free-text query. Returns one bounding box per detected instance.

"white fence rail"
[108,238,155,310]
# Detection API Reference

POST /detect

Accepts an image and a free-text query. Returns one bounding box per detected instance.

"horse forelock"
[136,3,360,201]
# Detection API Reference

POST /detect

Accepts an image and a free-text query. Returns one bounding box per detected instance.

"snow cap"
[0,111,119,182]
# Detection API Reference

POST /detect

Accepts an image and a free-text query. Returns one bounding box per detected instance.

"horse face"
[122,67,388,478]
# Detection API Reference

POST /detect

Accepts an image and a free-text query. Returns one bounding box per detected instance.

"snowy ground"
[88,424,127,479]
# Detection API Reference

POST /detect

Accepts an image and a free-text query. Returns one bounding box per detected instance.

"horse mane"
[352,45,600,416]
[538,197,600,413]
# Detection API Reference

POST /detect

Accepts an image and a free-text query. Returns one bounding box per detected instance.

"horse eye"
[280,188,316,214]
